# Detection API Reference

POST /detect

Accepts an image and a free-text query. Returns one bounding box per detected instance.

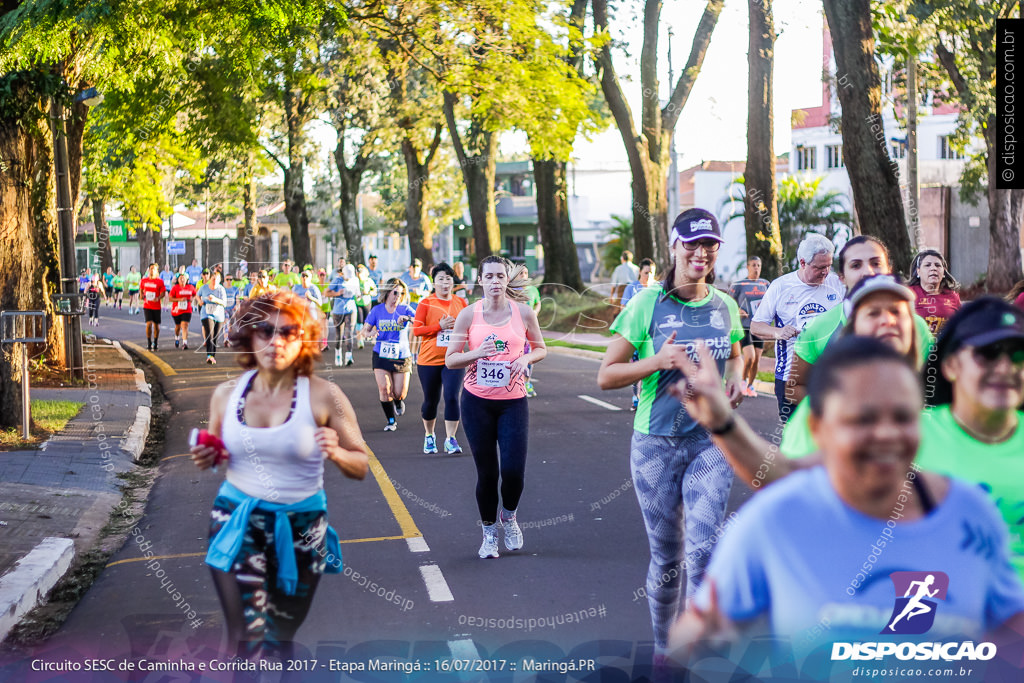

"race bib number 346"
[476,360,509,387]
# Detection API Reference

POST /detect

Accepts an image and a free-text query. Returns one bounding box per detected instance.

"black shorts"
[172,312,192,324]
[372,351,412,374]
[740,328,765,349]
[112,288,122,294]
[143,308,162,324]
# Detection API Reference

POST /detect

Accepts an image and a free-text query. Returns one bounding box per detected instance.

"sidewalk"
[0,339,151,641]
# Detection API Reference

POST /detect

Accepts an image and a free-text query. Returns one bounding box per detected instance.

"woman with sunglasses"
[198,270,228,364]
[360,278,415,431]
[908,249,961,335]
[189,290,368,659]
[596,208,744,659]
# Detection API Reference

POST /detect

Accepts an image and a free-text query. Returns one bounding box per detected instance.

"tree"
[593,0,725,265]
[745,0,784,280]
[822,0,915,274]
[924,0,1024,291]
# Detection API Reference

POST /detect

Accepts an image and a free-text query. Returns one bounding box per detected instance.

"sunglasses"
[676,238,721,253]
[252,322,303,342]
[970,342,1024,366]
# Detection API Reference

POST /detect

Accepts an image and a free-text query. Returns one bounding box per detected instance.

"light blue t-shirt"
[198,284,227,322]
[292,284,323,306]
[185,265,204,285]
[224,285,240,311]
[621,280,645,306]
[696,467,1024,647]
[327,275,357,315]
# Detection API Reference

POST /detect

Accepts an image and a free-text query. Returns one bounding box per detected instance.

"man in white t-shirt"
[750,233,843,422]
[610,250,640,308]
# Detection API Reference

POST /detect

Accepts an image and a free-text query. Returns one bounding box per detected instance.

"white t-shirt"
[751,270,843,380]
[611,262,639,287]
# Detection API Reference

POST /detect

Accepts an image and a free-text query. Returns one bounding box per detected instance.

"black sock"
[381,401,396,420]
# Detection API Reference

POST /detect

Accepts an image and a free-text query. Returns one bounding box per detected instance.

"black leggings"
[202,318,222,356]
[460,390,529,525]
[417,364,465,421]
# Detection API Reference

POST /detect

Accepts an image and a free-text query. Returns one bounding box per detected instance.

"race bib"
[379,341,402,360]
[436,329,452,347]
[145,291,156,301]
[476,360,510,388]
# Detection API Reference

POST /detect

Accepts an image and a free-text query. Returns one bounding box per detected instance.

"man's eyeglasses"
[676,238,721,253]
[970,342,1024,366]
[252,322,303,342]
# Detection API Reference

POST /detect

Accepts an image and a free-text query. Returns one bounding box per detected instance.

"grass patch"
[0,399,84,449]
[537,287,617,336]
[544,338,607,353]
[756,371,775,384]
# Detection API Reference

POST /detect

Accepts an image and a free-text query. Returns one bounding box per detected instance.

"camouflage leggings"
[208,495,329,658]
[630,430,734,649]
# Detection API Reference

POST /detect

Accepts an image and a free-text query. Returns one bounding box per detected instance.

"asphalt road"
[9,304,782,681]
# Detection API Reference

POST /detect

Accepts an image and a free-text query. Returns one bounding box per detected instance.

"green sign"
[106,219,137,242]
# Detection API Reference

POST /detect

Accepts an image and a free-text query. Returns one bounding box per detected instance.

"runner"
[273,260,301,290]
[355,264,377,348]
[170,272,197,349]
[622,259,658,410]
[140,263,167,350]
[125,265,142,315]
[199,269,228,364]
[610,250,640,308]
[185,258,203,285]
[412,263,467,454]
[667,337,1024,657]
[452,261,470,300]
[190,290,368,659]
[85,273,105,326]
[326,264,360,367]
[596,208,743,656]
[292,270,324,347]
[103,267,115,306]
[728,256,769,398]
[908,249,961,335]
[749,233,843,422]
[78,269,91,293]
[360,279,415,431]
[159,263,175,309]
[366,254,383,288]
[400,258,432,307]
[445,256,546,558]
[112,270,125,309]
[248,270,276,299]
[223,272,243,346]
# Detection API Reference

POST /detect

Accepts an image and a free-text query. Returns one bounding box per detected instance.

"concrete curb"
[122,405,151,462]
[0,538,75,642]
[111,340,132,363]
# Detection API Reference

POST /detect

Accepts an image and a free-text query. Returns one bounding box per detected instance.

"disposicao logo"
[831,571,997,662]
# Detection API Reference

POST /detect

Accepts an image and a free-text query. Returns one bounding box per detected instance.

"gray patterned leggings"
[630,430,734,649]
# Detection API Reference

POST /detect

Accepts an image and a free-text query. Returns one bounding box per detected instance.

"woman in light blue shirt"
[199,270,228,364]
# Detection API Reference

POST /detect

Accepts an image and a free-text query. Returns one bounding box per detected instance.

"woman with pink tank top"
[446,256,547,559]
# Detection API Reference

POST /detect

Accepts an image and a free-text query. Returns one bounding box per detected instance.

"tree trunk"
[333,129,371,267]
[533,158,583,290]
[283,86,313,267]
[745,0,784,280]
[822,0,913,274]
[443,92,501,256]
[402,125,443,265]
[137,225,153,266]
[151,223,165,267]
[593,0,724,267]
[92,197,113,271]
[237,173,255,262]
[985,126,1024,292]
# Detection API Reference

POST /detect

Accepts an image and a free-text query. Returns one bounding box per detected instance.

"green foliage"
[601,214,634,274]
[724,175,851,270]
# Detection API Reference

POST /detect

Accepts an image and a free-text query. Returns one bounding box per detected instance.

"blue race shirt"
[364,303,415,358]
[327,275,357,315]
[198,284,227,321]
[696,467,1024,647]
[185,265,204,285]
[224,285,239,311]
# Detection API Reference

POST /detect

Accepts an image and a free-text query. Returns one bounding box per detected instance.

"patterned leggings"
[208,496,329,659]
[630,430,734,649]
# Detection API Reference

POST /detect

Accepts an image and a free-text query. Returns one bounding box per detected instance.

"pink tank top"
[464,301,528,399]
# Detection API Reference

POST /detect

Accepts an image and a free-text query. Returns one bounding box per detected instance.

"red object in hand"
[189,428,228,467]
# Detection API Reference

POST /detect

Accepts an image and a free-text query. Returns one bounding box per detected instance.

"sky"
[570,0,826,169]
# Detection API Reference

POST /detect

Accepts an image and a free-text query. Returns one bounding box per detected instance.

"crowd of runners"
[139,206,1023,669]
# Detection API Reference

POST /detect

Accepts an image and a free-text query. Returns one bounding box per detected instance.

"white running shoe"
[500,508,523,551]
[335,349,343,366]
[345,352,353,366]
[479,524,500,559]
[384,419,397,432]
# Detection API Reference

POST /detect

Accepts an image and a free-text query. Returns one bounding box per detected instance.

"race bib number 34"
[436,330,452,347]
[476,359,510,388]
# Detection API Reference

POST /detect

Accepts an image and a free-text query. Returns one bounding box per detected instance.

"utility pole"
[50,97,84,381]
[906,52,920,249]
[667,26,680,222]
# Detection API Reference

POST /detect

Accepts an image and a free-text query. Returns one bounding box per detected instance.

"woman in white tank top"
[190,290,368,659]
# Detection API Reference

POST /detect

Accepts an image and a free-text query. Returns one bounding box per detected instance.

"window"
[890,142,906,159]
[796,145,817,171]
[505,235,526,258]
[825,144,844,169]
[939,135,965,160]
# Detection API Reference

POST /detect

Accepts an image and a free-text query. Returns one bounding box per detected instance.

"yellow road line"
[365,445,422,539]
[161,453,192,461]
[121,340,177,376]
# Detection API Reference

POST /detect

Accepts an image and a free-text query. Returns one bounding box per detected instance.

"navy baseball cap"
[939,296,1024,355]
[670,208,723,244]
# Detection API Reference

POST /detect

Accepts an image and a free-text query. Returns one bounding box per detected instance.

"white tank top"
[222,370,323,503]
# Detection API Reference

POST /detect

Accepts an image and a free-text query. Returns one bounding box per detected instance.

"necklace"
[951,407,1018,444]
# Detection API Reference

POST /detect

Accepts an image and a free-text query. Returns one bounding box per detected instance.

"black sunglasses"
[252,322,303,342]
[970,342,1024,365]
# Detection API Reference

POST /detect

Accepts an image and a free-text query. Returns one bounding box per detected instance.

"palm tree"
[723,175,852,271]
